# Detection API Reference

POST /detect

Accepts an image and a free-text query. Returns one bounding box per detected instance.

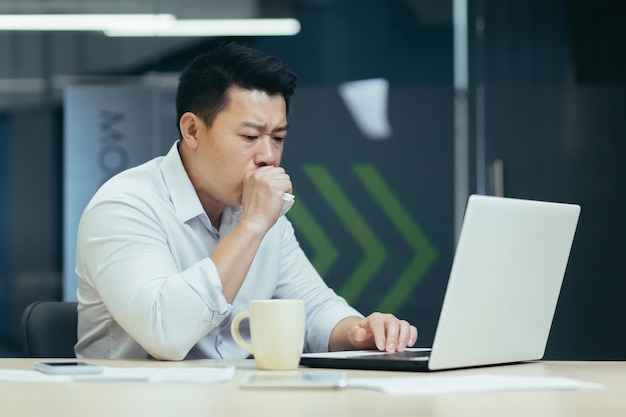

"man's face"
[190,86,288,208]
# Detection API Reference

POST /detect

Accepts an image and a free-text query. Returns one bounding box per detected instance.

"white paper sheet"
[347,374,604,395]
[0,366,235,384]
[0,369,71,383]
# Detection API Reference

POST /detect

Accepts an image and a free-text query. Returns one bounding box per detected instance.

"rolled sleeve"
[181,257,232,322]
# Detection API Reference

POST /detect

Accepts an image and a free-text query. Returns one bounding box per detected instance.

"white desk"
[1,359,625,417]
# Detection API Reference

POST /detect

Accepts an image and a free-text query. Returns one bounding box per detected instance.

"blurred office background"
[0,0,624,359]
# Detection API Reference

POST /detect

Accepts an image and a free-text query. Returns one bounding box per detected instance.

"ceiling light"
[104,18,301,37]
[0,14,175,31]
[0,15,301,37]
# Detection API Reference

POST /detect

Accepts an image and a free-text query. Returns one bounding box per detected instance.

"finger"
[383,318,400,352]
[247,166,288,189]
[396,320,411,351]
[349,324,368,343]
[407,325,418,347]
[366,314,387,351]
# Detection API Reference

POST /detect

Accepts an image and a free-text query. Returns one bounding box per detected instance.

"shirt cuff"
[181,257,233,325]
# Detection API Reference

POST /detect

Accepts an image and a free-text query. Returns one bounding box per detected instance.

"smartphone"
[34,361,104,375]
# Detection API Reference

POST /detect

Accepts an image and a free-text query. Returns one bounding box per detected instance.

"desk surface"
[1,359,625,417]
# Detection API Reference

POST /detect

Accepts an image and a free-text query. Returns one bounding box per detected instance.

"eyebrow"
[240,121,289,132]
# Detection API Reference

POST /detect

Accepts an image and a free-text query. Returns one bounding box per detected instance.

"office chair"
[21,301,78,358]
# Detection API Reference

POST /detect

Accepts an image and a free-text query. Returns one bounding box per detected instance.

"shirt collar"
[160,141,206,224]
[160,141,242,228]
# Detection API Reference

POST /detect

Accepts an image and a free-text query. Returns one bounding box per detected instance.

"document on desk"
[347,374,604,396]
[0,370,72,383]
[76,365,235,383]
[0,366,235,384]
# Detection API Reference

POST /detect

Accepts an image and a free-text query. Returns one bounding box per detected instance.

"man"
[75,42,417,360]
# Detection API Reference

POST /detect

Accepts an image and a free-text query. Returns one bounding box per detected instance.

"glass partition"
[469,0,626,360]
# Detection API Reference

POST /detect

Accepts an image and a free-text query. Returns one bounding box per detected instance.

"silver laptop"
[300,194,581,372]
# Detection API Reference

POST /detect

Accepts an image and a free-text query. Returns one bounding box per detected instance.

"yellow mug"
[231,299,305,370]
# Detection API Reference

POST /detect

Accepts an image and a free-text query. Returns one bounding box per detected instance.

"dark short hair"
[175,42,298,132]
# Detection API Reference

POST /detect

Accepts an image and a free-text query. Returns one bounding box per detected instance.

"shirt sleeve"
[272,219,363,353]
[76,195,232,360]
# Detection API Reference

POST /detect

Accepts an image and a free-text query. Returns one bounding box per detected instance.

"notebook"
[300,194,581,372]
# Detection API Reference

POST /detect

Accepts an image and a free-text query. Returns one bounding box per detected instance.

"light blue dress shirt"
[75,142,361,360]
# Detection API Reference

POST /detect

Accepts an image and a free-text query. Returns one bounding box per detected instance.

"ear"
[179,112,202,149]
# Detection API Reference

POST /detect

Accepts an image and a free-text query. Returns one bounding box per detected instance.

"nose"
[254,136,278,167]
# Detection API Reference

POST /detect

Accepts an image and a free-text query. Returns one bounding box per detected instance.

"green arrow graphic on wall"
[287,163,437,314]
[302,165,388,305]
[284,197,339,277]
[352,164,437,312]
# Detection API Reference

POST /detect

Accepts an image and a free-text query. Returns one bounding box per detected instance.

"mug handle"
[230,311,253,354]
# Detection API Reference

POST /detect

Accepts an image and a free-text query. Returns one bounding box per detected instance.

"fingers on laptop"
[364,313,418,352]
